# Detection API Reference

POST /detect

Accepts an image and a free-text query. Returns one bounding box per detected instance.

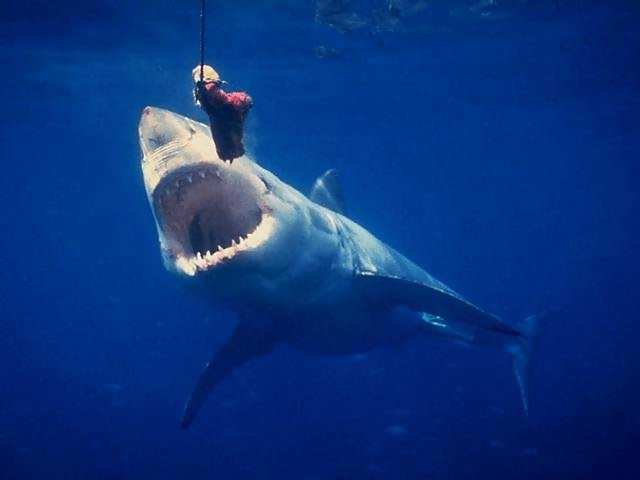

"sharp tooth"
[196,252,202,260]
[199,172,206,179]
[206,250,211,257]
[217,245,223,252]
[231,239,236,246]
[187,175,193,183]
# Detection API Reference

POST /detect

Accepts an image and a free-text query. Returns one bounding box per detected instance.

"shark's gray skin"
[138,106,538,429]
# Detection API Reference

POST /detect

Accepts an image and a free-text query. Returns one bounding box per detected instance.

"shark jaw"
[151,162,275,277]
[139,107,275,277]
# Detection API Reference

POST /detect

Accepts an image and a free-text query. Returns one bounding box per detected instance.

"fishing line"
[199,0,206,82]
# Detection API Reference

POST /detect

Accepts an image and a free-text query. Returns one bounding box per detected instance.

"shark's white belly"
[276,300,423,355]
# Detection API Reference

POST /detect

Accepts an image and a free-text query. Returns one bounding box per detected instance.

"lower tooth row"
[189,217,273,271]
[192,237,249,268]
[179,217,273,274]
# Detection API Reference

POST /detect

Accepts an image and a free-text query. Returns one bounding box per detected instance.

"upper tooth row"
[161,170,222,197]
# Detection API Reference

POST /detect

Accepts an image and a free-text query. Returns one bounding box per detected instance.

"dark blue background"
[1,1,639,478]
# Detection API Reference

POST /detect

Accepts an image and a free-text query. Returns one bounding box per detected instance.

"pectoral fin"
[355,270,520,336]
[181,324,278,429]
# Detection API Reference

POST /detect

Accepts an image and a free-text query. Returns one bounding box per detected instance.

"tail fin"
[510,315,540,417]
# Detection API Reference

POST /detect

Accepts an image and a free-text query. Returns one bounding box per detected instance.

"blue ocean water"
[1,1,639,478]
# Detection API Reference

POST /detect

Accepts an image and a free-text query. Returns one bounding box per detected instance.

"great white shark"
[138,106,539,429]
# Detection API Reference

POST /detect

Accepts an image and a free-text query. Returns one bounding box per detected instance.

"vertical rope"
[199,0,206,82]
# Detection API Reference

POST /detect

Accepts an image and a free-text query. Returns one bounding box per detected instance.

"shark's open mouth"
[152,164,274,275]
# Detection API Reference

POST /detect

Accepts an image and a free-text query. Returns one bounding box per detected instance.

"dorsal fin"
[309,169,346,215]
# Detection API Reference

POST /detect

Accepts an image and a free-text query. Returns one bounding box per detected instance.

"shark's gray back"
[335,213,469,302]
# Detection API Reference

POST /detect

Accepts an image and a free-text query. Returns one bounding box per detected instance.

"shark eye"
[259,176,271,193]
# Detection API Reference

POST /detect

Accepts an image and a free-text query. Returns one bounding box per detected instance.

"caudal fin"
[511,315,540,417]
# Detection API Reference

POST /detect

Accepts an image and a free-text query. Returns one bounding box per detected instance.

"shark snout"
[139,106,197,157]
